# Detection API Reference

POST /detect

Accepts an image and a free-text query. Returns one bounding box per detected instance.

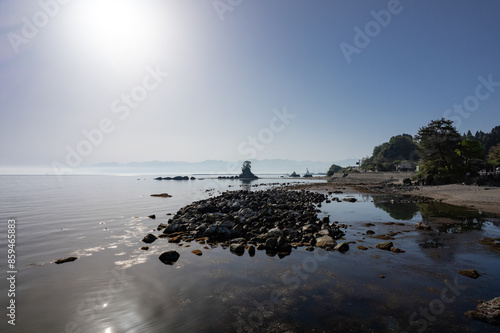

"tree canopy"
[488,143,500,167]
[334,119,499,184]
[361,134,419,171]
[415,118,463,182]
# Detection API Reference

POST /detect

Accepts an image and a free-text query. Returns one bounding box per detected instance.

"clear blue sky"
[1,0,499,173]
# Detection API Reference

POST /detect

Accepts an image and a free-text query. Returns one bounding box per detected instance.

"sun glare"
[67,0,167,68]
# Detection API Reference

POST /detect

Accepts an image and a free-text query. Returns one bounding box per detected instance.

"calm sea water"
[0,175,499,333]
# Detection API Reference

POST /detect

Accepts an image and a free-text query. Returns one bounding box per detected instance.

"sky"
[1,0,500,174]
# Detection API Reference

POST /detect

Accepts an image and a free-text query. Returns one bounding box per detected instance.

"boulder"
[157,223,168,230]
[230,244,245,256]
[265,237,278,251]
[277,242,292,254]
[150,193,172,198]
[334,242,349,252]
[459,269,481,279]
[267,227,283,238]
[390,247,405,253]
[342,197,357,203]
[465,296,500,325]
[159,251,180,265]
[55,257,78,264]
[375,241,393,250]
[315,235,335,248]
[142,233,157,244]
[148,214,156,219]
[191,249,203,256]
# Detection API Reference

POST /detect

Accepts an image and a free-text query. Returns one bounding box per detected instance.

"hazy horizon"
[0,158,356,175]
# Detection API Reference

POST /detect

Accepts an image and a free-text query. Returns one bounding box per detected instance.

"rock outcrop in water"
[466,296,500,325]
[151,193,172,198]
[239,161,258,179]
[154,176,193,180]
[54,257,78,264]
[142,233,157,244]
[149,189,345,259]
[159,251,180,265]
[458,269,481,279]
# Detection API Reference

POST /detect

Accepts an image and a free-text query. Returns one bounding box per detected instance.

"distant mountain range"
[87,159,358,175]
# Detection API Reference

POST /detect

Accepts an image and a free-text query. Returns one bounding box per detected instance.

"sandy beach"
[292,172,500,215]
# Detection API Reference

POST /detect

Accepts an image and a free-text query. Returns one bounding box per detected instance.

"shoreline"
[285,172,500,215]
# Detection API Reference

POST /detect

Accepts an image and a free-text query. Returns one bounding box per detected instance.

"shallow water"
[1,176,499,332]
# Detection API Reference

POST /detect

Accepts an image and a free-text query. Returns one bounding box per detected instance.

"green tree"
[488,143,500,167]
[456,139,485,175]
[327,164,342,176]
[415,119,462,183]
[361,134,419,171]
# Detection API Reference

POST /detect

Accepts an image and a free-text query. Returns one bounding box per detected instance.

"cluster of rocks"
[146,189,348,261]
[154,176,196,180]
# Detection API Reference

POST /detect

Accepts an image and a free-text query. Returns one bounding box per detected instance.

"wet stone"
[465,296,500,325]
[459,269,481,279]
[375,241,393,250]
[159,251,180,265]
[55,257,78,264]
[142,234,157,244]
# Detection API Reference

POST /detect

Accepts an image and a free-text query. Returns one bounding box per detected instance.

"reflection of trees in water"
[373,195,500,264]
[415,202,488,233]
[372,195,419,220]
[373,194,494,231]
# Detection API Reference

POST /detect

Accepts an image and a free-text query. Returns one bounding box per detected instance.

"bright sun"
[67,0,168,68]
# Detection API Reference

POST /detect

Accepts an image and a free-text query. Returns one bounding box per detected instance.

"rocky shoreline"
[143,189,351,262]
